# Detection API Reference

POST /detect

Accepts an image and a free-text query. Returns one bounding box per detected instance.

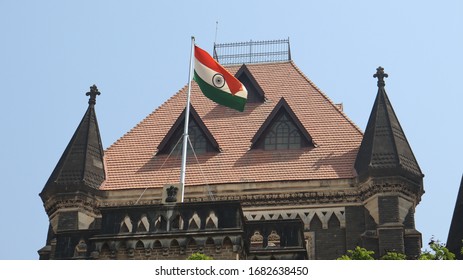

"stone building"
[447,175,463,259]
[38,40,424,260]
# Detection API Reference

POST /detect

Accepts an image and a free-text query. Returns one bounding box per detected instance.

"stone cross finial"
[373,66,388,88]
[86,84,100,105]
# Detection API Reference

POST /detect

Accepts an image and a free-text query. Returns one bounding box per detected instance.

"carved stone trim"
[44,198,101,217]
[43,180,422,219]
[183,182,420,207]
[244,207,346,230]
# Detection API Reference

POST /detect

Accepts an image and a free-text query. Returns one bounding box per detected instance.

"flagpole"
[179,36,195,203]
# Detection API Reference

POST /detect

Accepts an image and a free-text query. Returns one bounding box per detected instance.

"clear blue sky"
[0,0,461,259]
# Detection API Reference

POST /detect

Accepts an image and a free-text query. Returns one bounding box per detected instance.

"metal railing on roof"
[213,38,291,65]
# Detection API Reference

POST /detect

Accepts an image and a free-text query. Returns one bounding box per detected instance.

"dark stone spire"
[354,67,423,184]
[42,85,106,191]
[447,174,463,259]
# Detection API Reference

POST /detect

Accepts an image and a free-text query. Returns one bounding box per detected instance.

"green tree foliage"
[187,252,213,260]
[337,238,458,260]
[337,246,374,260]
[419,239,455,260]
[380,251,407,260]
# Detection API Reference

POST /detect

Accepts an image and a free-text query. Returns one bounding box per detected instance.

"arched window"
[157,106,219,156]
[251,98,313,150]
[171,121,211,155]
[135,240,145,249]
[263,111,305,150]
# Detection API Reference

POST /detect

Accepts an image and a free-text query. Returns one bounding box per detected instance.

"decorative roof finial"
[165,185,179,203]
[373,66,388,88]
[86,84,100,105]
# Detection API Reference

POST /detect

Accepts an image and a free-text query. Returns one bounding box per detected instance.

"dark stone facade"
[447,175,463,259]
[39,201,307,260]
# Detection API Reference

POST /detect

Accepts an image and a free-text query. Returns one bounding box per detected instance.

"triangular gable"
[251,97,314,149]
[235,64,265,103]
[157,105,220,155]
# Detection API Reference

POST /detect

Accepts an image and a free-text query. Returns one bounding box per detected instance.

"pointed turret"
[355,68,424,259]
[39,86,105,259]
[43,85,105,191]
[447,174,463,259]
[355,67,423,184]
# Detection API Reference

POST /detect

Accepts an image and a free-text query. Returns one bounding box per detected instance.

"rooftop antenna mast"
[213,21,219,60]
[214,21,219,45]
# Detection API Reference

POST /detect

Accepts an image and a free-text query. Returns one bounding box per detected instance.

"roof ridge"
[289,61,364,135]
[219,60,293,67]
[105,84,189,153]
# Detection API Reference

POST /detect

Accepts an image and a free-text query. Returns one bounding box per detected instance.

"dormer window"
[157,106,219,155]
[251,98,314,150]
[167,119,215,155]
[235,64,265,103]
[262,110,307,150]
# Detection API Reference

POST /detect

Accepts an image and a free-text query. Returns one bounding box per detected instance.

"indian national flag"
[194,45,248,112]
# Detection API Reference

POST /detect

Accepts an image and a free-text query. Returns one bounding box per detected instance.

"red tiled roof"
[102,61,363,190]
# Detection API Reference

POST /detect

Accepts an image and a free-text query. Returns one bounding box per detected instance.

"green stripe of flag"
[194,71,247,112]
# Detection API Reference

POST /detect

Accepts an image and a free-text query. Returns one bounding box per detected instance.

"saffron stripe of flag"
[193,45,247,112]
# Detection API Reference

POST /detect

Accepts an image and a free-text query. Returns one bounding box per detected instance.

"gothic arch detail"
[135,240,145,249]
[137,214,149,232]
[154,215,167,232]
[188,212,201,230]
[244,207,346,230]
[170,214,184,231]
[120,215,133,233]
[205,211,218,229]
